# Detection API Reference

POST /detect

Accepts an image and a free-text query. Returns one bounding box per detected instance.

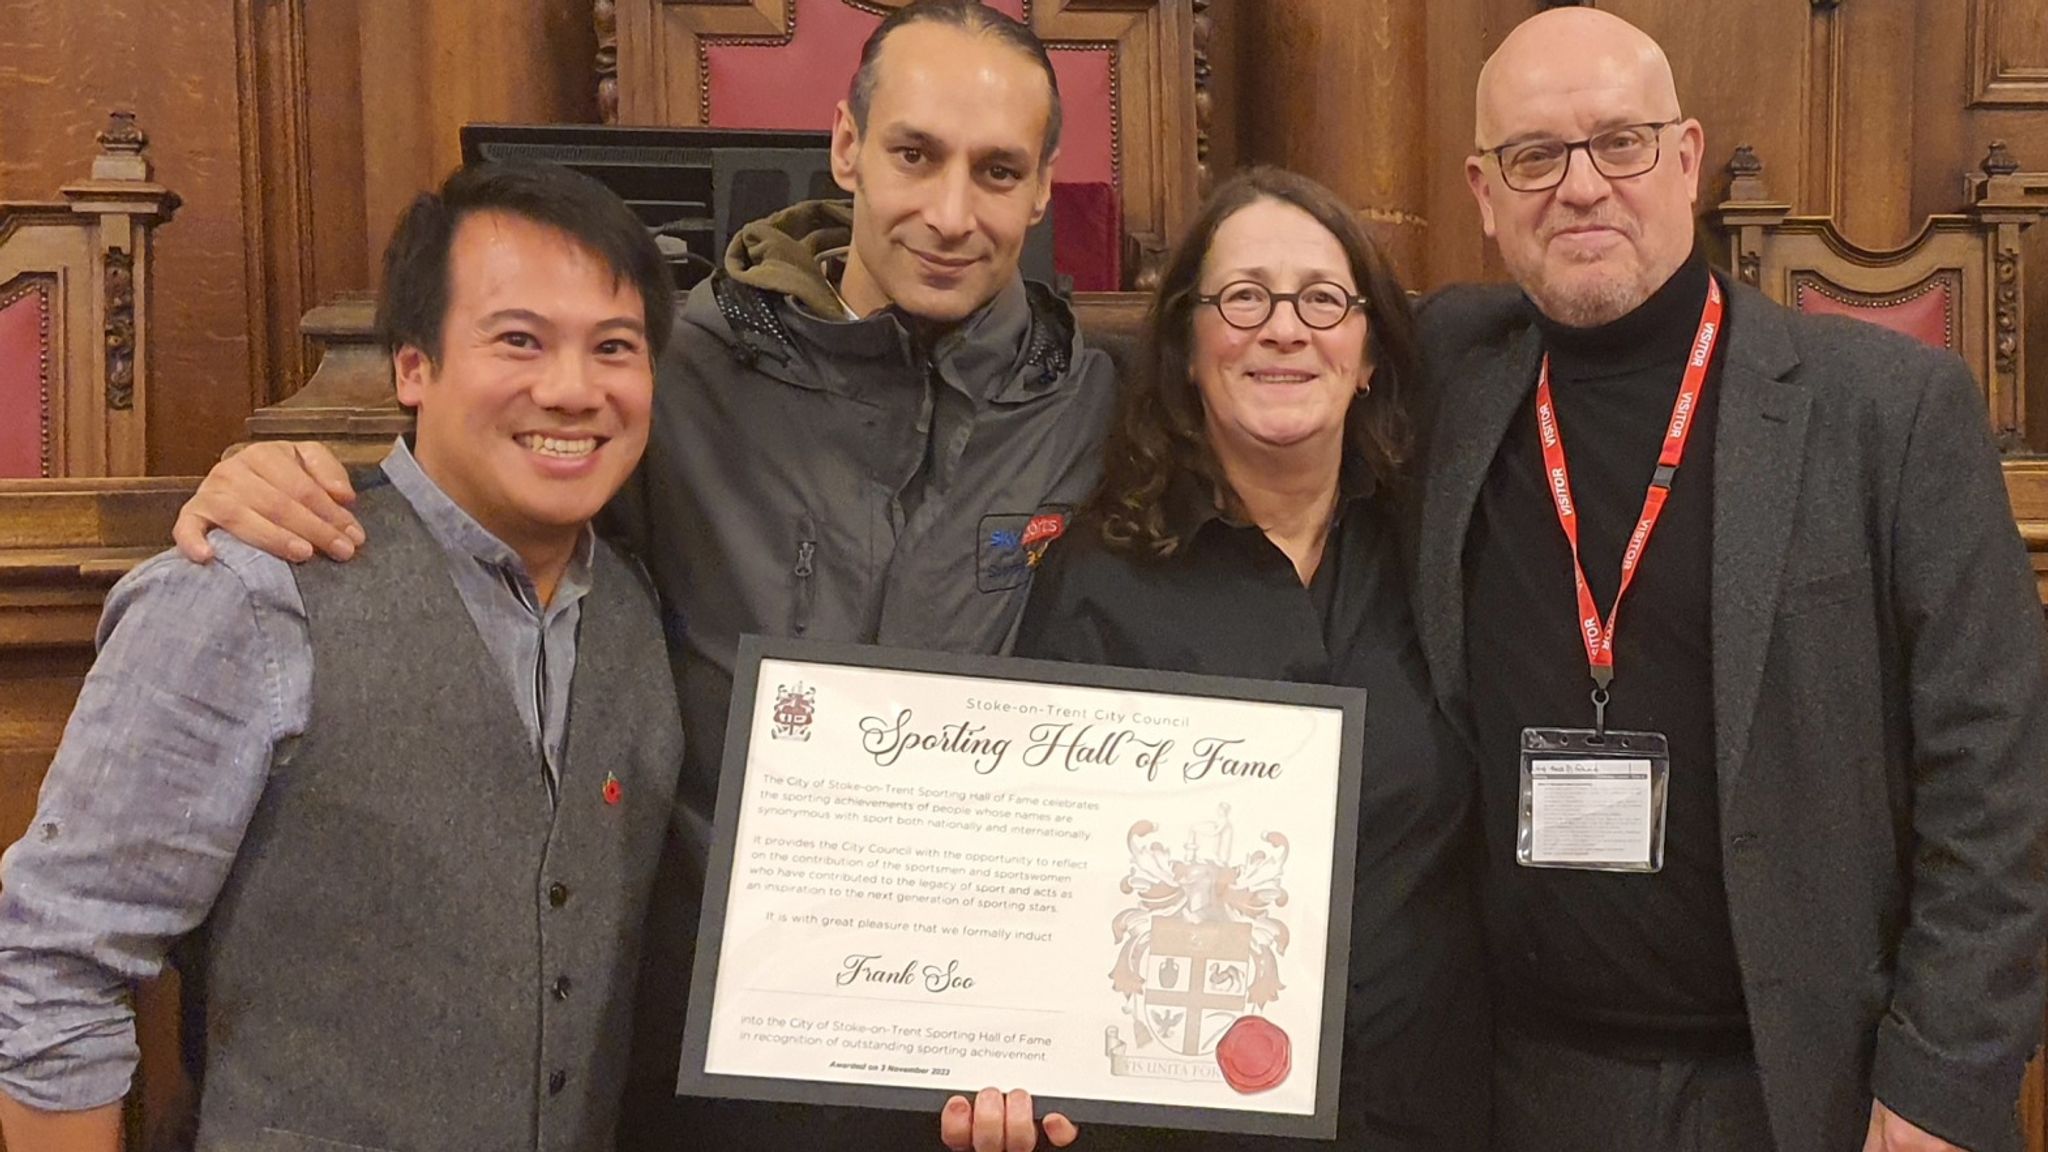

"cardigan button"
[553,975,573,1000]
[548,1069,567,1095]
[548,882,569,908]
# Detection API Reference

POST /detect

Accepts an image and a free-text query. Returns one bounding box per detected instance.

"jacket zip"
[792,531,817,637]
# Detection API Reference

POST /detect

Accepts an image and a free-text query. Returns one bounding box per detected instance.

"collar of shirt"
[1533,243,1712,381]
[379,437,596,622]
[778,265,1035,402]
[1160,456,1379,546]
[808,248,861,321]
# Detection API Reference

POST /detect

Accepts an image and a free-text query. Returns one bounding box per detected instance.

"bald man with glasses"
[1406,8,2048,1152]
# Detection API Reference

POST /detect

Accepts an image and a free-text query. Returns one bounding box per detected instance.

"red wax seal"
[1215,1016,1291,1094]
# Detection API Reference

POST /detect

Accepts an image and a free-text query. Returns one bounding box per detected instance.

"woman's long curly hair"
[1091,166,1424,557]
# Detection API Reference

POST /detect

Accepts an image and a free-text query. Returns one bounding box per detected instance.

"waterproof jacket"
[608,198,1118,845]
[608,202,1118,1149]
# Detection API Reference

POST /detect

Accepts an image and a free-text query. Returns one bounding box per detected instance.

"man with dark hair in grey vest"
[157,3,1114,1150]
[0,160,684,1152]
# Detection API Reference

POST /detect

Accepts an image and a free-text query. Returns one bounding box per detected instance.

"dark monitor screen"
[460,123,840,288]
[458,121,1056,291]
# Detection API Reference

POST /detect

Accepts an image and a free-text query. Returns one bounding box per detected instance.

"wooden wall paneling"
[1830,0,1919,248]
[1917,1,2048,451]
[357,2,436,277]
[1805,0,1845,218]
[1910,0,1976,223]
[357,0,600,290]
[124,4,256,477]
[1231,2,1429,284]
[1969,0,2048,109]
[1593,0,1814,219]
[1419,0,1516,290]
[302,0,370,326]
[238,0,316,411]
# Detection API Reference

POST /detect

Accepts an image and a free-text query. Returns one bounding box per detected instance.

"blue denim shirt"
[0,439,593,1110]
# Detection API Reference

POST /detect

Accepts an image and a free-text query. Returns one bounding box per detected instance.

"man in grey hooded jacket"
[170,3,1116,1148]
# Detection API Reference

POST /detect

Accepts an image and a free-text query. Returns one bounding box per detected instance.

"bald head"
[1476,8,1679,148]
[1463,8,1703,327]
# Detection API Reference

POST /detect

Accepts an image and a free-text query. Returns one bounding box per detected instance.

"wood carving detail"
[98,110,147,155]
[596,0,619,124]
[1983,140,2020,177]
[1994,243,2020,379]
[105,249,136,411]
[1738,250,1761,287]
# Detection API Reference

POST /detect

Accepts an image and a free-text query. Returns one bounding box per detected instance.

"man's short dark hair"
[377,161,675,365]
[847,0,1063,164]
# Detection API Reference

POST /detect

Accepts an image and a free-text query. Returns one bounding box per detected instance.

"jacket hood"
[723,199,855,320]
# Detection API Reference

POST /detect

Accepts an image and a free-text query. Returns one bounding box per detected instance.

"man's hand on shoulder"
[173,440,363,564]
[1864,1100,1967,1152]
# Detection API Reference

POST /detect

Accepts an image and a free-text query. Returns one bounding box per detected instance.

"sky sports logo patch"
[978,510,1069,592]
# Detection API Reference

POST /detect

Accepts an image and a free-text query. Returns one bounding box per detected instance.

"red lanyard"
[1535,273,1723,714]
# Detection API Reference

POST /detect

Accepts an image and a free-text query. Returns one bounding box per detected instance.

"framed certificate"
[677,637,1367,1139]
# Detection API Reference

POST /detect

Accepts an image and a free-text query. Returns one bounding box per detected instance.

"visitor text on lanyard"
[1534,273,1724,736]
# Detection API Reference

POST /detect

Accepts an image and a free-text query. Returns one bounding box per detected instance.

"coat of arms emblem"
[1104,804,1292,1084]
[770,682,816,741]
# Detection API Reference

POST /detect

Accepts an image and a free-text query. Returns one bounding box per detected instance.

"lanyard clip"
[1589,664,1613,741]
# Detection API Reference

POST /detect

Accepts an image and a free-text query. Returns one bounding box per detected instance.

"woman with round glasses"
[939,166,1486,1152]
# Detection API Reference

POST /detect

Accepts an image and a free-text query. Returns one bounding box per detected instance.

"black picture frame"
[676,635,1368,1140]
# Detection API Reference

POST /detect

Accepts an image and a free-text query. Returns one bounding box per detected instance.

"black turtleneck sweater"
[1464,248,1751,1052]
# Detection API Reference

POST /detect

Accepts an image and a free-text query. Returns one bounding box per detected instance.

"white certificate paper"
[677,638,1367,1139]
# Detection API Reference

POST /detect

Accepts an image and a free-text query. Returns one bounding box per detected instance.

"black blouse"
[1014,480,1489,1151]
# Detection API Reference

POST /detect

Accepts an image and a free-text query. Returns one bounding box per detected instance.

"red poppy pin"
[603,772,623,806]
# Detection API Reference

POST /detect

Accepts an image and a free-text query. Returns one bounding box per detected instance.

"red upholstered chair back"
[608,0,1201,291]
[1714,146,2041,452]
[0,280,52,477]
[1789,271,1959,353]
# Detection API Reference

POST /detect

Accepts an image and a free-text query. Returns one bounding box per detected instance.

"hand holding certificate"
[678,638,1366,1139]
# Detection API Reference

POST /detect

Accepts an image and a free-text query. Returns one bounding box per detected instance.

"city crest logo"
[770,681,816,741]
[1103,804,1294,1092]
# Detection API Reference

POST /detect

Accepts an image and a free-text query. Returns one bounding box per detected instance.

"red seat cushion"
[1793,278,1955,351]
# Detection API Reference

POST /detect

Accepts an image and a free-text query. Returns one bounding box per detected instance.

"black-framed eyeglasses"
[1195,280,1367,331]
[1482,120,1677,192]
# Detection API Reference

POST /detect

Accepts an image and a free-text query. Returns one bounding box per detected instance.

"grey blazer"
[1411,279,2048,1152]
